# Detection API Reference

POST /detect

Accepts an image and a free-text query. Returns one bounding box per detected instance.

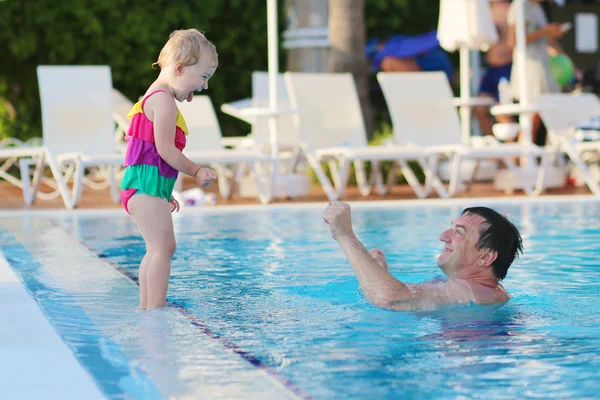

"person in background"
[474,0,515,136]
[367,31,454,82]
[506,0,570,145]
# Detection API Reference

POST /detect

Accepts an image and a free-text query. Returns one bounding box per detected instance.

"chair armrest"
[221,98,256,124]
[452,97,496,108]
[490,104,542,116]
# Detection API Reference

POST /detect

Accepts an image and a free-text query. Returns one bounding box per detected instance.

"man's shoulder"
[468,282,510,305]
[405,279,475,310]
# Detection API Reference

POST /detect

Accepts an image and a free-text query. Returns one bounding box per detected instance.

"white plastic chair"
[377,71,551,197]
[536,93,600,195]
[250,71,299,151]
[0,138,73,209]
[284,72,439,200]
[176,95,273,203]
[33,65,124,207]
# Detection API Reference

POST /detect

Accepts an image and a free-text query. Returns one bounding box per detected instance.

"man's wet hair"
[461,207,523,281]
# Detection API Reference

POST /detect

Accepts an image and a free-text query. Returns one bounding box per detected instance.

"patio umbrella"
[437,0,499,144]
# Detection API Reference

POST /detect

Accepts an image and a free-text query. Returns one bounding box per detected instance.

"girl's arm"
[145,92,201,178]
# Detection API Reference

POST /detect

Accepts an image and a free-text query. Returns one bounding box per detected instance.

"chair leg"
[214,163,233,199]
[44,149,73,210]
[371,161,388,195]
[306,153,337,201]
[448,153,462,197]
[354,160,372,196]
[465,160,480,192]
[398,159,425,198]
[19,155,42,206]
[421,155,446,198]
[328,160,341,192]
[424,154,449,199]
[0,157,27,189]
[30,154,46,203]
[252,160,273,204]
[503,156,535,196]
[533,152,549,196]
[71,160,85,207]
[33,163,74,201]
[334,158,351,199]
[565,145,600,195]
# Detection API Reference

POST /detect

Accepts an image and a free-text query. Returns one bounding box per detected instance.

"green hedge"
[366,0,440,37]
[0,0,441,142]
[0,0,287,141]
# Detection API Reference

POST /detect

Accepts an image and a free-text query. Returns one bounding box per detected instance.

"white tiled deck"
[0,253,106,400]
[0,215,302,400]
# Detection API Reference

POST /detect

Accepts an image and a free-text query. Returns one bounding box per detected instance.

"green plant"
[0,0,287,141]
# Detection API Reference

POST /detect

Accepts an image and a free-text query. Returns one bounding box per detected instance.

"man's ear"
[478,249,498,268]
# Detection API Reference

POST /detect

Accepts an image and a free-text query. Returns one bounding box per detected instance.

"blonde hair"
[153,29,218,69]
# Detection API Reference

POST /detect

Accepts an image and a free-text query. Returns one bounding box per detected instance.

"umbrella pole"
[459,46,472,145]
[267,0,279,178]
[515,0,534,167]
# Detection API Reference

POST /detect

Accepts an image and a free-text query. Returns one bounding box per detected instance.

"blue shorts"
[479,63,512,101]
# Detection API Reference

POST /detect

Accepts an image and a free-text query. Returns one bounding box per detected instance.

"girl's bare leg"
[137,253,153,310]
[129,194,176,310]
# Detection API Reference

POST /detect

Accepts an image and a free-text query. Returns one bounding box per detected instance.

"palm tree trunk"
[328,0,373,137]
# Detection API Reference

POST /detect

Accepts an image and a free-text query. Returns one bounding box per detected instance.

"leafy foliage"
[0,0,441,141]
[0,0,285,140]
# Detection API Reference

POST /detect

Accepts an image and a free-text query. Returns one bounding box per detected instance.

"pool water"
[2,200,600,399]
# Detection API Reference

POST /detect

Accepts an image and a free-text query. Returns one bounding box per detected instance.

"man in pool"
[323,201,523,311]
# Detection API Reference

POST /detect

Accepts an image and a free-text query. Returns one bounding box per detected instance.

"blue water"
[4,201,600,399]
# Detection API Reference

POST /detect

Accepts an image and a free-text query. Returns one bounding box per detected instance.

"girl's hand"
[194,167,217,188]
[169,197,180,213]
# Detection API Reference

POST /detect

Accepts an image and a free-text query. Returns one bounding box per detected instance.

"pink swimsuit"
[119,90,189,214]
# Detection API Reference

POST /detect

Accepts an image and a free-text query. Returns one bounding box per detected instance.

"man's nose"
[439,229,450,242]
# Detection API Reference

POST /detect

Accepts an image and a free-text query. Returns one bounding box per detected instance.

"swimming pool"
[1,197,599,399]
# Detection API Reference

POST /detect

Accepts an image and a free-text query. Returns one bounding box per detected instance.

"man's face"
[437,213,486,277]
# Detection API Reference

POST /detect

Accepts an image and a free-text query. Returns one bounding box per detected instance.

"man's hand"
[323,201,354,240]
[195,167,217,188]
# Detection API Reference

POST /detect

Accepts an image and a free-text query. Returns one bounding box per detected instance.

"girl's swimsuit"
[119,90,189,214]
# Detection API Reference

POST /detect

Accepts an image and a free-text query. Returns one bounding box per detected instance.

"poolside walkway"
[0,254,106,400]
[0,178,593,210]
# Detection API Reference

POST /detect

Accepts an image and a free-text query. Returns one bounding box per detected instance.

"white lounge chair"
[31,65,124,208]
[536,93,600,195]
[0,138,73,209]
[284,72,439,200]
[176,95,273,203]
[250,72,299,151]
[377,71,551,197]
[220,71,299,153]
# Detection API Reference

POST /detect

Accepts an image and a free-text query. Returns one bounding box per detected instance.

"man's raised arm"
[323,202,414,309]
